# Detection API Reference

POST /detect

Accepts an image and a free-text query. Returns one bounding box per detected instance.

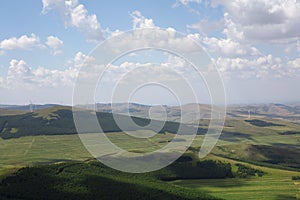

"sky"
[1,0,300,105]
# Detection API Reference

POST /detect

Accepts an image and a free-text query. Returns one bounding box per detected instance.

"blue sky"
[1,0,300,105]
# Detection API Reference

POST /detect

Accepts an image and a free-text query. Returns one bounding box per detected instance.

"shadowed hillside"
[0,156,233,200]
[0,106,206,139]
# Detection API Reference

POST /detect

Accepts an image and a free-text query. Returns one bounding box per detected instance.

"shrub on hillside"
[159,159,233,180]
[236,164,265,178]
[292,176,300,180]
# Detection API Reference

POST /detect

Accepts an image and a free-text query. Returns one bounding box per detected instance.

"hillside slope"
[0,106,206,139]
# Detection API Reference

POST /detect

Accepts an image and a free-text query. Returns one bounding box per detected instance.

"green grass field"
[174,177,299,200]
[0,131,300,199]
[1,106,300,199]
[0,134,91,174]
[0,132,184,176]
[174,155,300,200]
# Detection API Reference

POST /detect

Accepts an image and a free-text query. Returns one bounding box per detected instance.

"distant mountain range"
[227,103,300,120]
[0,104,61,111]
[91,102,300,121]
[1,102,300,122]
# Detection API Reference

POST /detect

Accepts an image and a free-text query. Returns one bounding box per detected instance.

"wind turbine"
[29,100,35,112]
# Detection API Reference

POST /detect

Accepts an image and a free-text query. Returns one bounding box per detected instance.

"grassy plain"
[0,130,300,199]
[1,105,300,199]
[174,155,300,200]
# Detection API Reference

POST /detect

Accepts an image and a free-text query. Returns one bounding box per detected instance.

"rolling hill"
[0,103,300,199]
[0,106,206,139]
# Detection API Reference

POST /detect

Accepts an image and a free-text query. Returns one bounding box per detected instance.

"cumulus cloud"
[66,51,95,74]
[187,19,224,35]
[102,56,190,84]
[215,54,285,78]
[105,21,202,54]
[6,59,34,88]
[42,0,104,42]
[128,9,300,81]
[0,34,42,50]
[181,0,300,79]
[130,10,156,29]
[212,0,300,43]
[2,51,93,89]
[46,36,63,55]
[285,41,300,55]
[202,37,260,57]
[0,34,65,55]
[288,58,300,69]
[0,56,80,104]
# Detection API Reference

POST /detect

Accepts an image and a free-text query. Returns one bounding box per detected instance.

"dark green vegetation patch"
[0,107,206,139]
[159,160,233,181]
[235,164,265,178]
[245,119,285,127]
[292,176,300,180]
[0,159,227,200]
[280,131,300,135]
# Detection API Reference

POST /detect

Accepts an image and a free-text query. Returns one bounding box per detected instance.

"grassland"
[0,134,91,175]
[0,131,300,199]
[174,176,299,200]
[1,105,300,199]
[0,160,220,200]
[0,131,190,177]
[174,155,300,200]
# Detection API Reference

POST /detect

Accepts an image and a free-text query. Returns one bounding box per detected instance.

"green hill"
[0,158,228,200]
[0,106,206,139]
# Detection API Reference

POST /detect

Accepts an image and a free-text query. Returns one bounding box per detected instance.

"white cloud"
[41,0,64,14]
[2,51,93,90]
[42,0,104,42]
[94,54,210,105]
[103,58,190,84]
[182,0,300,80]
[126,11,199,53]
[173,0,202,7]
[46,36,63,55]
[216,54,284,78]
[0,34,65,55]
[187,19,224,35]
[0,34,42,50]
[6,59,34,88]
[130,10,156,29]
[284,41,300,54]
[212,0,300,43]
[288,58,300,69]
[105,24,202,54]
[66,1,103,42]
[0,58,76,104]
[222,13,245,41]
[202,37,260,57]
[66,51,95,70]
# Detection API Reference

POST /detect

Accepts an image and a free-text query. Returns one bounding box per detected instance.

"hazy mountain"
[2,102,300,123]
[0,104,61,111]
